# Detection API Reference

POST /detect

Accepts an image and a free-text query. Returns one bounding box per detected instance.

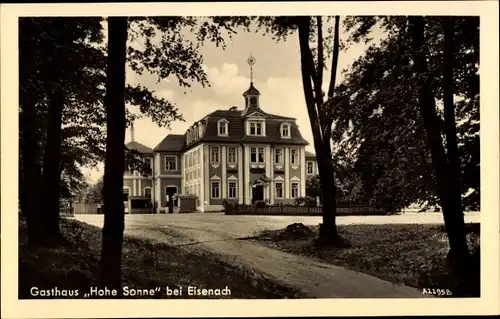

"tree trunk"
[409,16,470,275]
[19,22,43,245]
[443,17,464,211]
[442,16,474,282]
[19,100,43,244]
[41,89,64,244]
[297,17,338,242]
[99,17,128,293]
[321,15,341,240]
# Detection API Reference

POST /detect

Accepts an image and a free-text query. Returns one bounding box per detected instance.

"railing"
[224,203,387,216]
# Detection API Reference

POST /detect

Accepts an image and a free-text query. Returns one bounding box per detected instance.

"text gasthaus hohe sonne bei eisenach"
[29,286,232,298]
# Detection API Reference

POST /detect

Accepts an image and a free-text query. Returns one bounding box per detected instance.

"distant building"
[124,62,318,212]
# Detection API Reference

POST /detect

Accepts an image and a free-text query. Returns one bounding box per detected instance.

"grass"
[18,217,303,299]
[253,223,480,297]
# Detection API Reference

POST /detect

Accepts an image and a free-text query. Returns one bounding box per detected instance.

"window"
[185,187,189,194]
[123,188,130,201]
[227,147,237,164]
[250,147,265,163]
[211,181,220,199]
[249,96,257,107]
[210,147,219,163]
[275,182,284,199]
[228,182,237,199]
[307,161,314,175]
[291,182,299,198]
[165,156,177,171]
[275,149,283,165]
[144,187,152,199]
[290,149,299,165]
[141,158,150,170]
[218,120,228,136]
[258,148,264,163]
[281,123,291,138]
[249,121,263,136]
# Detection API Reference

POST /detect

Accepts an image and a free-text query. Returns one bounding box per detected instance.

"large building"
[124,78,318,213]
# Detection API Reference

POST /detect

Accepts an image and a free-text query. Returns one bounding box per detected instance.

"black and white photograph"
[1,1,499,318]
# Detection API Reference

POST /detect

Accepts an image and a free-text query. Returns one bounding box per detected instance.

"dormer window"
[187,128,192,144]
[193,124,198,140]
[249,121,263,136]
[217,119,228,136]
[198,122,204,137]
[281,123,291,138]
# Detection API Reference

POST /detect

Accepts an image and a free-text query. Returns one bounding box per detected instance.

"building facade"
[124,81,318,212]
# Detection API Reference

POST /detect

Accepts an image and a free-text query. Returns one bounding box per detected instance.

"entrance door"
[166,187,178,206]
[252,185,264,204]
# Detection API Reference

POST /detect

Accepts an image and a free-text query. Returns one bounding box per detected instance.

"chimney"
[130,122,135,142]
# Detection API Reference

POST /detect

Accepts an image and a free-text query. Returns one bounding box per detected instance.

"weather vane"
[247,54,256,84]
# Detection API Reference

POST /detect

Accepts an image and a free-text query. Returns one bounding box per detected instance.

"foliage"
[19,17,246,216]
[331,16,479,211]
[293,196,317,207]
[84,177,104,204]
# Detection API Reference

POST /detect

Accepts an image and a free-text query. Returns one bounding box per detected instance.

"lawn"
[253,223,480,298]
[18,217,303,299]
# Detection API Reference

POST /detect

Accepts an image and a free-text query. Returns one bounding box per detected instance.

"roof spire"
[130,122,135,142]
[247,54,255,84]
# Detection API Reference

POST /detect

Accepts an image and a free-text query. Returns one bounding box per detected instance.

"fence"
[73,203,101,214]
[224,203,387,216]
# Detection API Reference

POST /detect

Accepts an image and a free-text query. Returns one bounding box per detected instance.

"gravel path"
[74,213,446,298]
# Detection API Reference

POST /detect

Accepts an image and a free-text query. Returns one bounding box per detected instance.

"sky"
[82,18,382,183]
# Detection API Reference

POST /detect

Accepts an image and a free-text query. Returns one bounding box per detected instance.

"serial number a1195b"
[422,288,452,296]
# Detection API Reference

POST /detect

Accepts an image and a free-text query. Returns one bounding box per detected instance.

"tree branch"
[297,17,323,145]
[317,16,324,92]
[327,16,340,99]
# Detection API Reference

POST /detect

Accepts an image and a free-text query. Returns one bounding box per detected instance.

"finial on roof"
[247,54,256,84]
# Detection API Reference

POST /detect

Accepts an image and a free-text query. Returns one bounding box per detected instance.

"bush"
[294,196,316,207]
[255,200,267,208]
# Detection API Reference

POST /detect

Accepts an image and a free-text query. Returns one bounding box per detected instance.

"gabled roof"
[154,134,185,152]
[126,141,153,154]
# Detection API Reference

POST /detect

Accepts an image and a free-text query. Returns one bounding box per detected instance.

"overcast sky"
[83,17,383,183]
